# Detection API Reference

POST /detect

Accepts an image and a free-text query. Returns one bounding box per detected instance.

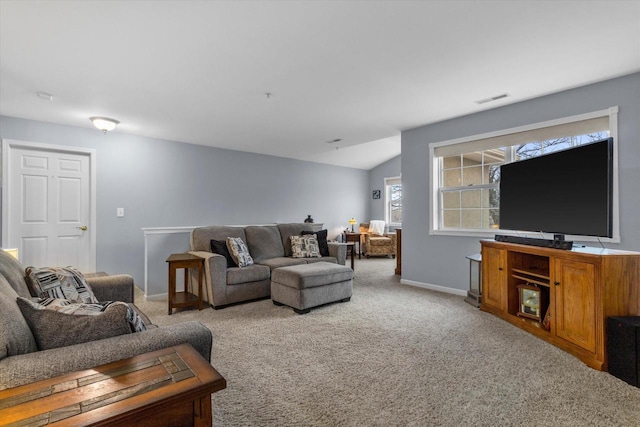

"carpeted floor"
[135,257,640,426]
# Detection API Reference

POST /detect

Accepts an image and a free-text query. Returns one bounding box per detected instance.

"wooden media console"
[480,239,640,371]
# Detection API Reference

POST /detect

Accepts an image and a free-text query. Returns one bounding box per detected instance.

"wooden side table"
[0,344,226,426]
[395,228,402,275]
[345,242,356,270]
[343,232,362,258]
[167,253,204,315]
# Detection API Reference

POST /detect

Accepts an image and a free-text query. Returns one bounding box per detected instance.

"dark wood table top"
[0,344,226,426]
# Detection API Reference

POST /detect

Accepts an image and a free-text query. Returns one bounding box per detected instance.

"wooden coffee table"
[0,344,226,426]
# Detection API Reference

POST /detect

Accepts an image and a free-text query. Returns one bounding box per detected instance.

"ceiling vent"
[475,93,509,105]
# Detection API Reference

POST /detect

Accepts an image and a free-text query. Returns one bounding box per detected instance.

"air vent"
[475,93,509,105]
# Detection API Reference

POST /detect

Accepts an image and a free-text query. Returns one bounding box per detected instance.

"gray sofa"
[189,223,347,309]
[0,249,212,391]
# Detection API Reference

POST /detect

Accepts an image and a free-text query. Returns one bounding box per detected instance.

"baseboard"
[145,292,167,301]
[400,279,467,297]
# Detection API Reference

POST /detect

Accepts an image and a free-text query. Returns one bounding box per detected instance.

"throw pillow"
[26,266,98,303]
[226,237,254,267]
[290,235,321,258]
[210,239,237,268]
[16,297,136,351]
[301,229,330,257]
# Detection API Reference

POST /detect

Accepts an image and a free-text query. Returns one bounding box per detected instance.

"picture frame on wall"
[372,190,381,199]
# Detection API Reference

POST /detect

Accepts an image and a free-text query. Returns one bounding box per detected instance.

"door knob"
[77,225,88,231]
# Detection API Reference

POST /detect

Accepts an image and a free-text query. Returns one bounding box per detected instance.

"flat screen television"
[499,137,613,238]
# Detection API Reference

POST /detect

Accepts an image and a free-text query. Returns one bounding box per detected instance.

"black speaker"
[607,316,640,387]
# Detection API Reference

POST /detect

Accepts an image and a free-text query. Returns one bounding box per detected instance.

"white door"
[2,140,96,272]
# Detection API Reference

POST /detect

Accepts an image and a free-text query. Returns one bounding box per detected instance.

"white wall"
[0,116,370,288]
[401,73,640,292]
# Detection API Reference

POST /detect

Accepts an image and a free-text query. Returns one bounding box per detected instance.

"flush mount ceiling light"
[36,91,53,101]
[90,116,120,134]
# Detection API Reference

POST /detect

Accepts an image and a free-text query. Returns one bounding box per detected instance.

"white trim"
[2,139,97,271]
[384,175,402,227]
[401,279,467,297]
[142,226,201,236]
[428,107,620,242]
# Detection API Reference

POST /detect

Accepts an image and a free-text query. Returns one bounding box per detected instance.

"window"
[385,176,402,225]
[429,107,619,240]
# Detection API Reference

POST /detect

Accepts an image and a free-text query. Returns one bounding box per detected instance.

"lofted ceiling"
[1,0,639,170]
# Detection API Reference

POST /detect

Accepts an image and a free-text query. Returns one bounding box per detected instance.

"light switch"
[117,208,125,217]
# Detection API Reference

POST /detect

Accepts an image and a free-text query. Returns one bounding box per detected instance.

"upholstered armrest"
[0,321,212,391]
[86,274,134,303]
[188,250,228,307]
[386,233,397,246]
[328,242,347,266]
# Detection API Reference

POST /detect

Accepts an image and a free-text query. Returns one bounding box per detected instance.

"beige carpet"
[135,258,640,426]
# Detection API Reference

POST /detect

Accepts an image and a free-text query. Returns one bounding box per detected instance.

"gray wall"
[368,155,401,226]
[0,116,369,285]
[401,72,640,292]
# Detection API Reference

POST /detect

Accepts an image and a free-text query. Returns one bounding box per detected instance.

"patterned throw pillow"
[301,229,330,257]
[16,297,143,350]
[226,237,254,267]
[26,266,98,303]
[290,235,321,258]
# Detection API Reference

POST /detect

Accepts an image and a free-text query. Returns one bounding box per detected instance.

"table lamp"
[2,248,19,260]
[348,218,357,232]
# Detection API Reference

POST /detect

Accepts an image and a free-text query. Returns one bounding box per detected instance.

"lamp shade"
[2,248,19,260]
[348,218,357,225]
[90,116,119,133]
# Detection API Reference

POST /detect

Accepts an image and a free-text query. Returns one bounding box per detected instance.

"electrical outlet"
[117,208,125,217]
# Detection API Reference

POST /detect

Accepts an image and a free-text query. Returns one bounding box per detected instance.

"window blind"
[433,116,609,158]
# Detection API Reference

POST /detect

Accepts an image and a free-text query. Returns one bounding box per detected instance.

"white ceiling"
[1,1,639,170]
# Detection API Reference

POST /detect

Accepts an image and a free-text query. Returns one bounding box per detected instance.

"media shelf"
[480,239,640,371]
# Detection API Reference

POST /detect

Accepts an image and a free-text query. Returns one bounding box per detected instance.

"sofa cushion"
[0,276,38,360]
[271,262,354,290]
[290,235,321,258]
[305,257,338,264]
[16,297,135,350]
[26,266,98,303]
[226,237,254,267]
[210,239,237,268]
[301,229,330,257]
[226,264,271,285]
[255,257,307,271]
[0,249,31,298]
[191,225,246,252]
[277,223,315,257]
[245,225,286,262]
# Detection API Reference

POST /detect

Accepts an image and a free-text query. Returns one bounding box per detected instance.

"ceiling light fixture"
[90,116,120,134]
[36,92,53,101]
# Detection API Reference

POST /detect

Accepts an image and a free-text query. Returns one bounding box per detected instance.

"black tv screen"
[499,138,613,238]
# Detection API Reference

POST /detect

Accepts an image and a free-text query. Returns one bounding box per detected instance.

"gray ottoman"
[271,262,353,314]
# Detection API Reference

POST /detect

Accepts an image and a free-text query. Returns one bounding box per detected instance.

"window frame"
[428,107,620,243]
[384,176,402,227]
